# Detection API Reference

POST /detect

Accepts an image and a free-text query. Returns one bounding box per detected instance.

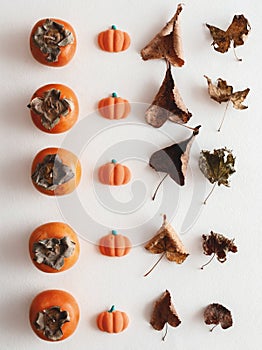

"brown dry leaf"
[206,15,250,59]
[204,303,233,331]
[144,215,189,276]
[204,75,250,109]
[151,290,181,341]
[146,63,192,128]
[141,4,184,67]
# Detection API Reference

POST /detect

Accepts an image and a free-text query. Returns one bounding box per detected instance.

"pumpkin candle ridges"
[97,305,129,333]
[98,93,130,120]
[99,230,132,257]
[98,25,130,52]
[98,160,131,185]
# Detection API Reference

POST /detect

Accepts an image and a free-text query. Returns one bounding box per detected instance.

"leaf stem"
[144,252,166,277]
[200,253,215,270]
[217,100,230,132]
[233,46,242,62]
[210,324,218,332]
[152,174,168,201]
[162,323,168,341]
[203,183,217,205]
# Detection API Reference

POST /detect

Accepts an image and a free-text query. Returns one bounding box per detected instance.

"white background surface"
[1,0,262,349]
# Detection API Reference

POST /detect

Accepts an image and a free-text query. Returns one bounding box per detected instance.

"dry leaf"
[204,75,250,110]
[150,126,200,199]
[204,303,233,331]
[141,4,184,67]
[144,215,189,276]
[201,231,237,269]
[206,14,250,60]
[146,63,192,128]
[150,290,181,341]
[199,148,236,204]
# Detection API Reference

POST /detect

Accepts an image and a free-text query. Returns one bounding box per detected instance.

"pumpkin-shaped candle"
[98,25,130,52]
[99,230,131,257]
[97,305,129,333]
[98,159,131,186]
[98,92,130,120]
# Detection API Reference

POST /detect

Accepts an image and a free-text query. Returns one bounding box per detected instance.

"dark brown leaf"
[150,290,181,332]
[141,4,184,67]
[206,15,250,54]
[146,64,192,128]
[202,231,237,267]
[204,303,233,331]
[150,126,200,187]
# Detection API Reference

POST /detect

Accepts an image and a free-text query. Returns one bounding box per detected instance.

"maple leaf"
[141,4,184,67]
[204,303,233,332]
[206,14,250,61]
[144,215,189,276]
[201,231,237,269]
[150,290,181,341]
[199,148,236,204]
[149,126,200,200]
[146,63,192,128]
[204,75,250,131]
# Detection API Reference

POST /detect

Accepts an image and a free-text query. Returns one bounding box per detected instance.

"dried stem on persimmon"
[144,252,166,277]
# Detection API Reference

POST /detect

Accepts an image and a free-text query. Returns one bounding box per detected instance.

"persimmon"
[31,147,81,196]
[28,83,79,134]
[29,289,79,341]
[30,18,77,67]
[29,222,80,273]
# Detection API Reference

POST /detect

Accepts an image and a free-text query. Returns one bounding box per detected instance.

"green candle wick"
[108,305,115,313]
[112,230,117,235]
[112,25,117,30]
[111,159,117,164]
[112,92,117,98]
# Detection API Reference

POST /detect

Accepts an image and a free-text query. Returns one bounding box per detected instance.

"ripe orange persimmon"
[29,222,80,273]
[28,83,79,134]
[29,289,79,341]
[31,147,81,196]
[30,18,77,67]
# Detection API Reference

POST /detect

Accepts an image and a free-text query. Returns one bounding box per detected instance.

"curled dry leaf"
[204,76,250,131]
[199,148,236,204]
[144,215,189,276]
[141,3,184,67]
[146,63,192,128]
[201,231,237,269]
[150,290,181,341]
[150,126,200,200]
[206,14,250,60]
[204,303,233,331]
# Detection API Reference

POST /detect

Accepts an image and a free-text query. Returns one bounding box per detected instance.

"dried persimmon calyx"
[33,19,74,62]
[28,89,73,130]
[35,306,70,341]
[33,236,76,270]
[31,154,74,190]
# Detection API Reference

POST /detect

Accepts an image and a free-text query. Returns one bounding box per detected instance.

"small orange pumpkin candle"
[98,25,130,52]
[98,92,130,120]
[99,230,131,257]
[98,159,131,186]
[97,305,129,333]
